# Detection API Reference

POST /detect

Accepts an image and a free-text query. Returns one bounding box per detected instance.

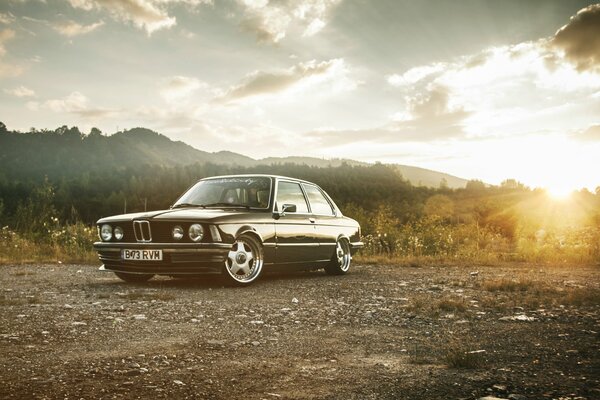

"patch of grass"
[437,298,467,313]
[562,288,600,306]
[481,278,537,292]
[444,348,484,369]
[13,271,36,277]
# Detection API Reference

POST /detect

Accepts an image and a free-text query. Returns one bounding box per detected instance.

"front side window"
[303,184,334,215]
[276,181,309,213]
[174,177,271,209]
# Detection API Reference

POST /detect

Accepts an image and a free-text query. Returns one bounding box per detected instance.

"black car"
[94,175,363,285]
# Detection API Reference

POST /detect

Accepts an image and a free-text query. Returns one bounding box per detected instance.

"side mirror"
[282,204,297,214]
[274,203,297,219]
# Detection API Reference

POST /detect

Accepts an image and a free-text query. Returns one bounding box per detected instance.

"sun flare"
[546,184,574,200]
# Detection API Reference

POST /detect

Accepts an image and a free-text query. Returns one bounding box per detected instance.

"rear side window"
[276,181,309,213]
[303,184,334,215]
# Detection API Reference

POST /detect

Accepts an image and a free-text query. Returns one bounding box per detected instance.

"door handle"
[309,218,316,223]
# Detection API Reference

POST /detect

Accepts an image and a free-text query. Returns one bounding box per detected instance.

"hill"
[0,123,469,188]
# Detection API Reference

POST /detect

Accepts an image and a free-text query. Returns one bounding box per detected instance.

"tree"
[424,194,454,220]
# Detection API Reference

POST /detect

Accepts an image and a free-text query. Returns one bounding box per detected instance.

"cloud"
[576,124,600,141]
[0,28,15,56]
[159,75,207,101]
[552,4,600,73]
[67,0,211,34]
[308,85,470,145]
[4,85,35,97]
[387,63,446,87]
[0,12,16,25]
[218,58,356,103]
[43,91,118,118]
[0,28,22,79]
[52,20,105,37]
[237,0,342,43]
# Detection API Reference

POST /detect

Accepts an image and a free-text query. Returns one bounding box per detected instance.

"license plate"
[122,249,163,261]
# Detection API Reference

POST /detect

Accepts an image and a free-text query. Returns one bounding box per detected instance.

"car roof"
[199,174,318,186]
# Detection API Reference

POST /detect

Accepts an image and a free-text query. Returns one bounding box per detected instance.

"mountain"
[0,124,469,188]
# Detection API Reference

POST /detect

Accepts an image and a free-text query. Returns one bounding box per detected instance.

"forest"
[1,124,599,264]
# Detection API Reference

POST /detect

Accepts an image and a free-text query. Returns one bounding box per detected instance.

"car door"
[274,180,318,264]
[302,184,338,261]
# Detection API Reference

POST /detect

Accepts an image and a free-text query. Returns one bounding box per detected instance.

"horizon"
[1,1,599,192]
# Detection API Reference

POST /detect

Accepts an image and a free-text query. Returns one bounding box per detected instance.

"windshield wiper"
[171,203,202,209]
[200,202,250,209]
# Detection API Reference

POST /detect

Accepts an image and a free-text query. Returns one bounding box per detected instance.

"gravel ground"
[0,262,598,400]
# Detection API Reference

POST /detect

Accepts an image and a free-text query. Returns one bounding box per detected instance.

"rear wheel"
[325,238,351,275]
[114,272,154,283]
[223,234,264,285]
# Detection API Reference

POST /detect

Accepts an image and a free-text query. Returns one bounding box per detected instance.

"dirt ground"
[0,261,598,400]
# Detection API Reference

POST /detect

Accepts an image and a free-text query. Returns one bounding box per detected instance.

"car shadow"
[89,269,332,291]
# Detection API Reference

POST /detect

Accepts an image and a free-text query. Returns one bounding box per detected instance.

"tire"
[325,238,351,275]
[114,271,154,283]
[223,234,264,285]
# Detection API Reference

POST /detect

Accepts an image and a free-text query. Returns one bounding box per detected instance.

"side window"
[276,181,309,213]
[303,185,334,215]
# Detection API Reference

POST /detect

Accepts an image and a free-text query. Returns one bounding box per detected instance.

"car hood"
[97,208,256,224]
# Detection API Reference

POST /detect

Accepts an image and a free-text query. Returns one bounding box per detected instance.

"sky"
[1,0,599,192]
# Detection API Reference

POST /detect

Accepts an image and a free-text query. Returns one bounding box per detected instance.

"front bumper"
[93,242,231,275]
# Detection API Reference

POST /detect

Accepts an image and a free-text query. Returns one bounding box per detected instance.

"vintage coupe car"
[94,175,363,285]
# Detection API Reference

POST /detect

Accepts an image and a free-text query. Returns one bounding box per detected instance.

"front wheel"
[325,239,351,275]
[223,234,264,285]
[114,272,154,283]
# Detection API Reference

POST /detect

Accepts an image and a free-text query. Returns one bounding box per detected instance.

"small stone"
[492,384,507,392]
[470,271,479,277]
[125,369,140,376]
[508,394,527,400]
[251,341,260,346]
[173,380,185,386]
[72,322,87,326]
[64,304,73,309]
[292,297,299,303]
[133,314,146,320]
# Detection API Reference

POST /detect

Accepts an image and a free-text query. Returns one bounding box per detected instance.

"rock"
[470,271,479,277]
[133,314,146,320]
[499,315,536,322]
[71,321,87,326]
[292,297,299,304]
[125,369,140,376]
[64,304,73,309]
[508,394,526,400]
[249,320,264,325]
[478,397,505,400]
[251,341,261,346]
[206,339,225,345]
[173,380,185,386]
[492,384,507,392]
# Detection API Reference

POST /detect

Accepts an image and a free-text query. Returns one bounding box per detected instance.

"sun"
[546,184,574,200]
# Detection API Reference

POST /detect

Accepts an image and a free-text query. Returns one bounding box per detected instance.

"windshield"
[173,177,272,209]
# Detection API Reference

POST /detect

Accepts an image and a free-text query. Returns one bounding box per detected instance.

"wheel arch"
[235,225,264,244]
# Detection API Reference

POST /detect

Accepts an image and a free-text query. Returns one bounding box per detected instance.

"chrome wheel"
[224,235,263,284]
[325,238,351,275]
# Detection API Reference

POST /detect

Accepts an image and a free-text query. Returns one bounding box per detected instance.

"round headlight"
[114,226,124,241]
[172,225,184,241]
[188,224,204,242]
[100,224,112,241]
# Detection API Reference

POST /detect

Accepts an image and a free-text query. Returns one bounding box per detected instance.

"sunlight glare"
[546,184,574,200]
